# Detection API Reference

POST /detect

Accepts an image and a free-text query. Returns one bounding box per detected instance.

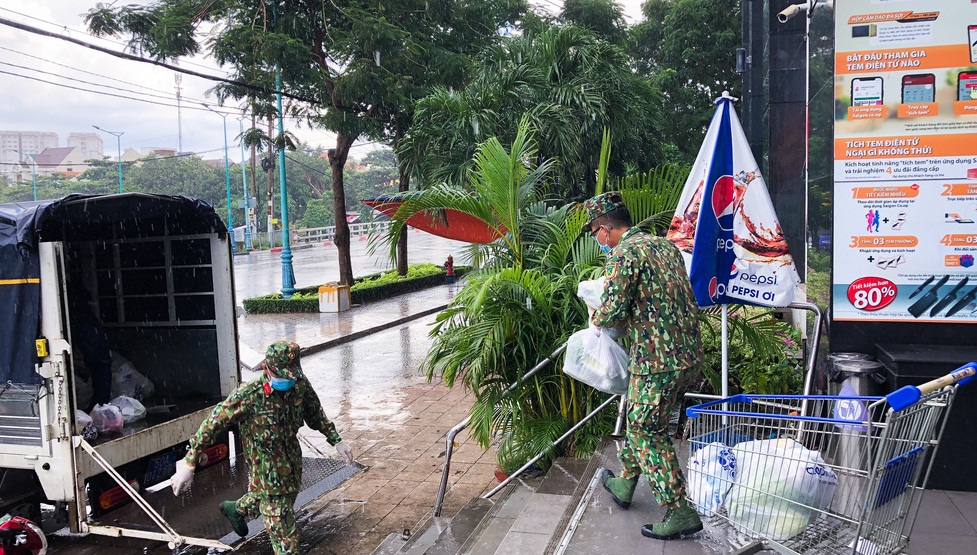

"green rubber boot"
[640,501,703,540]
[220,500,249,537]
[600,468,639,510]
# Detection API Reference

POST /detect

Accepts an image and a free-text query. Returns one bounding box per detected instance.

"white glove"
[171,459,195,496]
[335,442,354,466]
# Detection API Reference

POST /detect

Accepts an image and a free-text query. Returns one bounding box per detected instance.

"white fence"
[293,221,395,244]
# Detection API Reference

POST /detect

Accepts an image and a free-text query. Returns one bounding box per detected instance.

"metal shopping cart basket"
[683,363,977,555]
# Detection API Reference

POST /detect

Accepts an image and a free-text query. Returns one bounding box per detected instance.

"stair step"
[422,497,495,555]
[371,532,409,555]
[459,477,538,555]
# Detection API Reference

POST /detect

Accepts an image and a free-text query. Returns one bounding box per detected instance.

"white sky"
[0,1,645,164]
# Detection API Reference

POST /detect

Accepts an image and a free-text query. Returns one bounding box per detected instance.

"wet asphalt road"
[233,233,470,300]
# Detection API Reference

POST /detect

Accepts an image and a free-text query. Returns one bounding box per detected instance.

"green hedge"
[242,263,469,314]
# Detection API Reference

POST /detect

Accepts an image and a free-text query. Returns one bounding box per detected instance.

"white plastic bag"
[74,409,98,441]
[687,442,737,515]
[109,395,147,423]
[725,438,839,540]
[90,403,124,434]
[576,278,626,339]
[110,351,155,400]
[563,327,629,395]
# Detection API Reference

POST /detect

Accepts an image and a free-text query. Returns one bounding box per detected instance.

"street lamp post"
[238,117,253,251]
[273,4,296,298]
[204,105,235,254]
[92,125,124,193]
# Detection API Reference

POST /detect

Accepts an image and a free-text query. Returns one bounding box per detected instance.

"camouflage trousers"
[618,370,687,508]
[237,492,299,555]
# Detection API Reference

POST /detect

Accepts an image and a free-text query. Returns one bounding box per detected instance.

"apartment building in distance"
[2,130,106,181]
[1,130,58,176]
[67,132,105,162]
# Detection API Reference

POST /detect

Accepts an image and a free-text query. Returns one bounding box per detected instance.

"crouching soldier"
[171,340,353,554]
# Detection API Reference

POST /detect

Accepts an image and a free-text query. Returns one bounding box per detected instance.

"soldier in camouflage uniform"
[170,340,353,554]
[584,192,704,540]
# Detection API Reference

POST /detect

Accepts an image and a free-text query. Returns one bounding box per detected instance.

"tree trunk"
[329,133,354,286]
[395,158,410,276]
[394,122,409,276]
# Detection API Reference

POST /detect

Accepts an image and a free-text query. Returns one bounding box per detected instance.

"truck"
[0,193,240,550]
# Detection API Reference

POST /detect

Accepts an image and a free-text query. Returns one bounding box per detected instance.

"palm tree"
[399,23,664,199]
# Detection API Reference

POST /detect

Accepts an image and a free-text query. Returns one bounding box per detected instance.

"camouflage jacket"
[185,375,341,496]
[591,227,702,375]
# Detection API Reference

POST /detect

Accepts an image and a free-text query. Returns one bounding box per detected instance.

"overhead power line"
[0,15,320,106]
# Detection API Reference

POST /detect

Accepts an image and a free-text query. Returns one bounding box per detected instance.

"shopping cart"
[683,362,976,555]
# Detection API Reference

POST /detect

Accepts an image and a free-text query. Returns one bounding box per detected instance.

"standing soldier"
[583,192,704,540]
[171,340,353,554]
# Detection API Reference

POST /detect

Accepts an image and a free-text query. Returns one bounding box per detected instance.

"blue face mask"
[593,235,611,254]
[269,376,296,391]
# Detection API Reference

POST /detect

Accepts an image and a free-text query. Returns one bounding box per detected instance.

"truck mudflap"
[74,437,360,550]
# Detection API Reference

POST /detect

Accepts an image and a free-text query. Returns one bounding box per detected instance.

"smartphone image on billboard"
[901,74,935,103]
[970,25,977,64]
[960,71,977,101]
[851,76,884,106]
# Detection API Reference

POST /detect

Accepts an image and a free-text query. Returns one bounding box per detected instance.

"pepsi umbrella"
[666,92,801,396]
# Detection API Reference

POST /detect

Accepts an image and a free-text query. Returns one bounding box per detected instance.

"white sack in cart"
[563,327,629,395]
[109,395,147,423]
[687,442,737,515]
[110,351,155,400]
[576,278,626,340]
[90,403,124,434]
[725,438,838,541]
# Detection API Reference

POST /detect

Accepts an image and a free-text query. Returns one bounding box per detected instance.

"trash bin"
[827,356,887,397]
[318,283,350,313]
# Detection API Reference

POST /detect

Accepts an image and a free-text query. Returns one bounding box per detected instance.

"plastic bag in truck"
[110,351,155,400]
[109,395,147,424]
[90,404,124,434]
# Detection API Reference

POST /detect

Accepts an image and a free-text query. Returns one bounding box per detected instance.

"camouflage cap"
[581,191,626,232]
[264,340,303,380]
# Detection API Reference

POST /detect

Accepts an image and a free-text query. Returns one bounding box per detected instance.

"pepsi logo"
[712,175,738,230]
[709,276,719,298]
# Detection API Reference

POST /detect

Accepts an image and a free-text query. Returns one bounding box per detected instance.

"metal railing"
[430,300,824,517]
[293,221,395,244]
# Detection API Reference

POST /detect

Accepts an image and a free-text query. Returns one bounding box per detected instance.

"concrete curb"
[300,303,449,357]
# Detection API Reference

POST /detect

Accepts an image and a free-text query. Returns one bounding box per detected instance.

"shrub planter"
[242,264,468,314]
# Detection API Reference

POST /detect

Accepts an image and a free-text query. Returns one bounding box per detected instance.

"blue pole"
[273,4,295,298]
[221,115,235,253]
[239,118,253,251]
[30,156,37,201]
[276,72,295,298]
[116,134,123,193]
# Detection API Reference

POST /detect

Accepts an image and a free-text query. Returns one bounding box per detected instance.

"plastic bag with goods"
[576,278,626,339]
[74,409,98,441]
[109,395,147,423]
[687,442,737,515]
[563,327,629,395]
[110,351,155,400]
[725,438,839,541]
[89,403,124,434]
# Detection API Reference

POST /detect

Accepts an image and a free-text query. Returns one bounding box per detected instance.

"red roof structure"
[363,198,504,244]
